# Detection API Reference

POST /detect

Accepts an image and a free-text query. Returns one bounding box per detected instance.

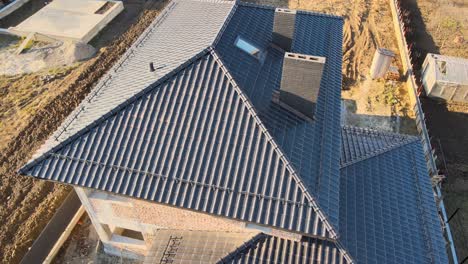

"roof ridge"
[340,137,419,168]
[342,125,419,140]
[212,0,238,46]
[209,48,339,239]
[19,48,212,174]
[238,1,278,10]
[238,1,343,20]
[296,9,343,20]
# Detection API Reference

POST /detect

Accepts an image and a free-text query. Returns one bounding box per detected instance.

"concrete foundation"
[9,0,124,43]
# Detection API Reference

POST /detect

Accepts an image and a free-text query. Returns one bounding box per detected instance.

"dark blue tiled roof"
[19,0,448,262]
[339,132,448,263]
[22,50,336,239]
[215,2,344,230]
[340,126,419,166]
[223,234,350,264]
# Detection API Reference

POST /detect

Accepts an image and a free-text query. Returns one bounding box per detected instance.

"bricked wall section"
[89,193,248,232]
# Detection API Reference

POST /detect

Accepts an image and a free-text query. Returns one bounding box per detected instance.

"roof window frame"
[234,36,262,59]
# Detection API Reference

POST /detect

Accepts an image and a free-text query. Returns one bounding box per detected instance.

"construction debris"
[385,65,400,80]
[15,32,35,55]
[61,42,96,65]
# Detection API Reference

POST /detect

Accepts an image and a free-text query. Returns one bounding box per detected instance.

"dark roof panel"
[24,51,334,237]
[339,141,448,263]
[19,1,448,262]
[28,0,235,160]
[340,126,419,167]
[224,234,351,264]
[215,2,345,230]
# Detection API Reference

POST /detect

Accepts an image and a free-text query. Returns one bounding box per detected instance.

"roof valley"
[340,136,419,168]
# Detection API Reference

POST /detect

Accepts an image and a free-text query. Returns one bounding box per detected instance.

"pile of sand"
[61,42,96,65]
[0,40,96,75]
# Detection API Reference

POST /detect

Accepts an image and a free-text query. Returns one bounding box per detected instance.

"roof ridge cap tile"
[238,1,343,20]
[212,0,238,46]
[340,136,419,168]
[296,9,343,20]
[342,125,419,141]
[19,48,213,174]
[209,48,341,241]
[238,1,277,10]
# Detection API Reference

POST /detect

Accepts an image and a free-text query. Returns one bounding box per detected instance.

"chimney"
[274,52,326,120]
[272,8,296,51]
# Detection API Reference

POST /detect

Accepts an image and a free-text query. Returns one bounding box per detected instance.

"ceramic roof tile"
[214,2,344,230]
[22,51,336,238]
[339,141,448,263]
[19,1,448,262]
[223,234,351,264]
[340,126,419,167]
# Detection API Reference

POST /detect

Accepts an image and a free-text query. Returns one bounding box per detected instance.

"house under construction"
[19,0,449,263]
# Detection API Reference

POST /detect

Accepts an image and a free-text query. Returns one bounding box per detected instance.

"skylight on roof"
[235,37,260,58]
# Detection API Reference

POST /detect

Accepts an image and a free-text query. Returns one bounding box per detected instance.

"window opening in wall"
[121,228,145,241]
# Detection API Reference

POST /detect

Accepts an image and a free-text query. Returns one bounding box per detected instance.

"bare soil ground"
[417,0,467,58]
[0,0,169,263]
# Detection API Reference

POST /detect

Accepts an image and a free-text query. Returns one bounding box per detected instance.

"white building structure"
[422,53,468,103]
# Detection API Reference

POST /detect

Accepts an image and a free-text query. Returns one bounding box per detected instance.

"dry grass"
[0,66,77,153]
[418,0,468,57]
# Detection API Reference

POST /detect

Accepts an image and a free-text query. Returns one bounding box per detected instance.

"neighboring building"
[19,0,448,263]
[421,53,468,103]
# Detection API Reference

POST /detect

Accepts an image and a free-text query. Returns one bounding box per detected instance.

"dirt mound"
[0,41,96,76]
[61,42,96,65]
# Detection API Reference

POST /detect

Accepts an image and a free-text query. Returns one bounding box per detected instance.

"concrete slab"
[9,0,124,43]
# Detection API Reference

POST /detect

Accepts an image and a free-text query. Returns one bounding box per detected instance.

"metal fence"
[389,0,458,262]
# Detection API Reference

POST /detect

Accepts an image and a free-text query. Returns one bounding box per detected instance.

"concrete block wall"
[109,200,247,232]
[280,52,326,119]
